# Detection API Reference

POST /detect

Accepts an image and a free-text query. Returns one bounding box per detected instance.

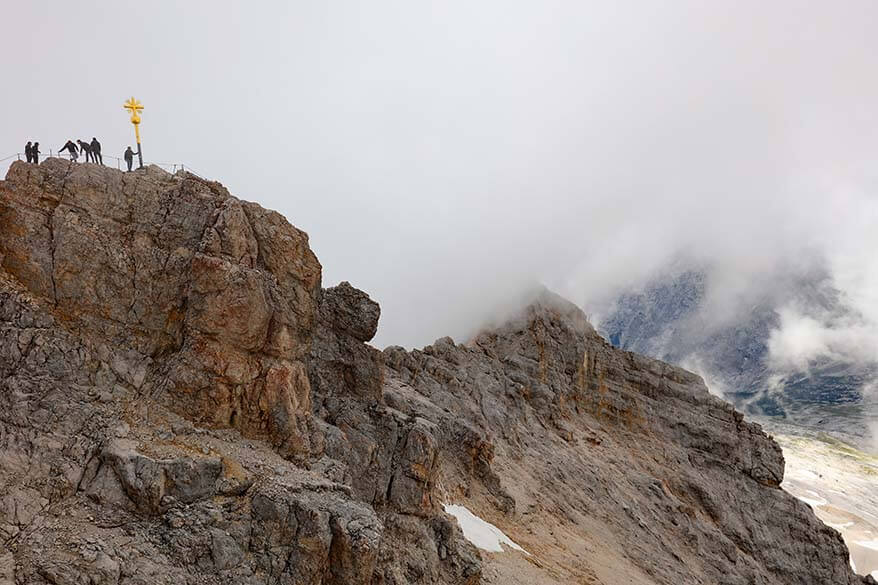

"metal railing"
[1,152,206,179]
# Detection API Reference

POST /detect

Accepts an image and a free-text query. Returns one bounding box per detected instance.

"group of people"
[58,138,103,165]
[23,141,41,164]
[24,139,140,171]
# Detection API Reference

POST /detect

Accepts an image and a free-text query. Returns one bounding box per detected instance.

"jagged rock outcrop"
[0,159,872,585]
[0,159,321,460]
[384,292,872,584]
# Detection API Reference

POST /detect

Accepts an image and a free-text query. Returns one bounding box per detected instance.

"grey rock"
[86,439,223,514]
[209,528,243,571]
[0,551,14,585]
[321,280,381,342]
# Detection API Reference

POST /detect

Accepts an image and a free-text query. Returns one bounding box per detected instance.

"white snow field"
[777,433,878,578]
[442,504,528,554]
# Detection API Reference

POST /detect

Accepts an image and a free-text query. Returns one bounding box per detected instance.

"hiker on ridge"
[90,137,103,165]
[24,141,33,163]
[124,146,135,171]
[32,142,40,164]
[59,140,79,162]
[77,140,93,163]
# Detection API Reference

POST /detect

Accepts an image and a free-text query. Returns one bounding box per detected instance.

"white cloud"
[767,306,878,373]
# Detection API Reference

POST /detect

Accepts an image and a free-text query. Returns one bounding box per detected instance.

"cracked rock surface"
[0,159,872,585]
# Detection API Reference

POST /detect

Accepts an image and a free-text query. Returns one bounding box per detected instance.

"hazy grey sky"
[3,1,878,352]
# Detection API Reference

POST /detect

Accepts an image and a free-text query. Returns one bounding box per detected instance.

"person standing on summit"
[59,140,79,162]
[90,137,103,165]
[77,140,93,163]
[24,141,33,163]
[32,142,40,164]
[123,146,135,171]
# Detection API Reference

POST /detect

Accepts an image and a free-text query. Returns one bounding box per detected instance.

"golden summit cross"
[123,97,144,168]
[123,97,143,124]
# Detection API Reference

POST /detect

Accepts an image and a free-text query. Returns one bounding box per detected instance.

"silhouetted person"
[24,141,33,163]
[59,140,79,162]
[78,140,93,163]
[124,146,135,171]
[32,142,40,164]
[90,137,103,165]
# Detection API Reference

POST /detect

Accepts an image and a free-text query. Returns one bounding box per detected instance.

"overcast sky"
[3,1,878,353]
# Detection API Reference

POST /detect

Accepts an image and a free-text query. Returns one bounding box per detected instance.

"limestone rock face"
[384,291,870,584]
[0,159,320,459]
[0,160,477,585]
[0,159,872,585]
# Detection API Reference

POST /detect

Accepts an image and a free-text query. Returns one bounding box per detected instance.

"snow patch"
[443,504,528,554]
[789,468,821,481]
[778,433,878,578]
[795,490,827,508]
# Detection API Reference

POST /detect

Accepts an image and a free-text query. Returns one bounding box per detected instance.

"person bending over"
[77,140,93,163]
[59,140,79,162]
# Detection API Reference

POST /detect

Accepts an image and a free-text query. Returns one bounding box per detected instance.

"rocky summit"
[0,159,872,585]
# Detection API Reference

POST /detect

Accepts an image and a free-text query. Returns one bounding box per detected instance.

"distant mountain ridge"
[598,264,878,439]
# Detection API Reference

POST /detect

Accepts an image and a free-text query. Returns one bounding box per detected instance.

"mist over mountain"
[5,3,878,360]
[597,258,878,444]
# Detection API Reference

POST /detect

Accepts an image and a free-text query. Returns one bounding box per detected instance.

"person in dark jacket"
[124,146,135,171]
[77,140,93,163]
[32,142,40,164]
[90,137,103,165]
[59,140,79,162]
[24,141,33,163]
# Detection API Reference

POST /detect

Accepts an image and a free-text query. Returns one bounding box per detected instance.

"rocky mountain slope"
[0,159,872,584]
